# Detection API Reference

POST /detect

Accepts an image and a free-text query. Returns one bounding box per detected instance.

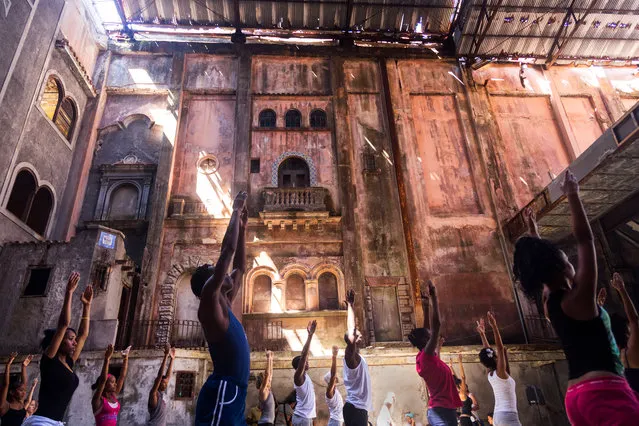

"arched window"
[285,109,302,128]
[286,274,306,311]
[55,97,77,140]
[318,272,339,310]
[6,170,37,221]
[39,76,77,141]
[5,169,54,236]
[26,188,53,236]
[252,275,272,313]
[310,109,327,128]
[40,77,62,119]
[278,157,310,188]
[107,184,140,220]
[259,109,276,128]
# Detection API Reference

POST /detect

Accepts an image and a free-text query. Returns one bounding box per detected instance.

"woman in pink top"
[92,344,131,426]
[408,280,462,426]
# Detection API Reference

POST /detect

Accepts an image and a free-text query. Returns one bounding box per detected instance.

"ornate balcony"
[262,187,328,212]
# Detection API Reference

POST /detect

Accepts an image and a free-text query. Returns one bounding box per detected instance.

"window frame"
[309,109,328,129]
[258,109,277,128]
[21,266,54,298]
[4,166,55,238]
[37,73,80,148]
[174,371,197,400]
[285,109,302,129]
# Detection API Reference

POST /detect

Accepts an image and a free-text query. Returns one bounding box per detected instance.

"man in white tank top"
[291,321,317,426]
[342,290,372,426]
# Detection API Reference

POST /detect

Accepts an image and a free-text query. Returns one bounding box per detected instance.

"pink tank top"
[95,396,121,426]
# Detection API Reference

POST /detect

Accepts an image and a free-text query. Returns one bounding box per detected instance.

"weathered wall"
[0,226,128,353]
[0,347,569,426]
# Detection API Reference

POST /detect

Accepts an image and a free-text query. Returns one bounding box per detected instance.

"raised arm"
[149,344,170,411]
[228,206,248,304]
[457,353,468,398]
[199,192,247,337]
[423,280,441,356]
[344,289,362,369]
[561,170,597,314]
[611,273,639,355]
[73,285,93,362]
[259,351,273,402]
[524,207,540,239]
[487,312,508,379]
[45,272,79,359]
[326,346,339,399]
[21,354,32,390]
[25,378,38,410]
[92,345,114,414]
[294,321,316,386]
[165,347,176,379]
[476,318,490,348]
[0,353,17,414]
[116,346,131,394]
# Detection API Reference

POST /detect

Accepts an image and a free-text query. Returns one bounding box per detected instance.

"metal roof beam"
[344,0,354,30]
[471,0,504,57]
[546,0,597,68]
[471,4,637,15]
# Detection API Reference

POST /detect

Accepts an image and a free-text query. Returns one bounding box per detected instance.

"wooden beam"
[545,0,582,67]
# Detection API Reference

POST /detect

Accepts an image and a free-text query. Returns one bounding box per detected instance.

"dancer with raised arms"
[92,344,130,426]
[1,353,34,426]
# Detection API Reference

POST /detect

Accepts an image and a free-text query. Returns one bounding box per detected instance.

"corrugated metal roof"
[455,0,639,60]
[119,0,458,34]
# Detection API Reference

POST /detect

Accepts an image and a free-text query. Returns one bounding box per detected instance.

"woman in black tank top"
[606,273,639,393]
[0,352,36,426]
[513,170,639,426]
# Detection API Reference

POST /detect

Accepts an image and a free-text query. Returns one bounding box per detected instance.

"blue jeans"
[427,407,458,426]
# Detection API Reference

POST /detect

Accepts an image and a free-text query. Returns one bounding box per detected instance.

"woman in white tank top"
[476,313,521,426]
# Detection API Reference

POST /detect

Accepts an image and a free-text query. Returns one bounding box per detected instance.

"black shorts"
[343,402,368,426]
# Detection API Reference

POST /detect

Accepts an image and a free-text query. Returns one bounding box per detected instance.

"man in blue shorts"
[191,191,249,425]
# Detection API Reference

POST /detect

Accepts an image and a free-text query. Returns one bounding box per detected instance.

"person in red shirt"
[408,280,461,426]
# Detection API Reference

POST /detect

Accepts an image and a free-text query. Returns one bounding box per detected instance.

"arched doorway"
[278,157,310,188]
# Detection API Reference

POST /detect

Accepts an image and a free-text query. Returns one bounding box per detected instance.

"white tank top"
[343,355,373,411]
[294,373,316,419]
[487,371,518,413]
[326,390,345,422]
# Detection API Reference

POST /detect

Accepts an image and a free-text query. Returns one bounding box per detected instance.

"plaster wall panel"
[490,95,570,210]
[183,55,238,91]
[410,94,481,215]
[59,0,100,77]
[99,95,170,128]
[107,54,173,91]
[252,57,330,95]
[172,96,236,217]
[561,96,603,155]
[621,98,638,111]
[0,0,31,91]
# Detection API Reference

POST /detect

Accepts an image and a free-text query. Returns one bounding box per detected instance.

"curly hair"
[513,236,566,302]
[479,347,498,371]
[40,327,76,351]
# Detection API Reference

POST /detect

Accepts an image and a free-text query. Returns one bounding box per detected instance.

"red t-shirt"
[416,350,462,409]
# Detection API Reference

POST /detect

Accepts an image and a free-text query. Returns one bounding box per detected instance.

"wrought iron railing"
[244,319,287,351]
[116,320,207,350]
[262,187,328,212]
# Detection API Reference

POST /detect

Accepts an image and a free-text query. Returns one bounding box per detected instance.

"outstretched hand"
[81,285,93,305]
[307,320,317,336]
[22,354,33,368]
[560,170,579,196]
[524,206,539,237]
[487,311,497,328]
[475,318,486,334]
[122,346,132,358]
[232,191,248,211]
[611,272,625,291]
[8,352,17,364]
[345,289,355,307]
[105,344,114,360]
[597,287,607,307]
[169,347,176,359]
[332,345,339,357]
[66,271,80,294]
[164,343,171,356]
[240,206,248,228]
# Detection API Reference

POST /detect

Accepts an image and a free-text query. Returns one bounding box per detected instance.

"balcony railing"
[262,187,328,212]
[244,318,287,351]
[116,320,207,350]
